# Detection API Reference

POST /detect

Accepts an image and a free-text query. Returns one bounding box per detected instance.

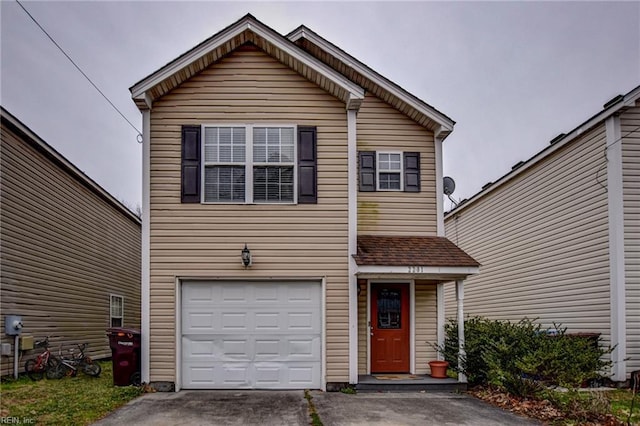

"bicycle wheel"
[46,360,66,380]
[81,361,101,377]
[25,359,44,381]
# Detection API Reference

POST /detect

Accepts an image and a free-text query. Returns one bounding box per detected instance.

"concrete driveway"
[93,390,540,426]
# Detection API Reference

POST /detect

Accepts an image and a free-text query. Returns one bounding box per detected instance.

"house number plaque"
[407,266,424,273]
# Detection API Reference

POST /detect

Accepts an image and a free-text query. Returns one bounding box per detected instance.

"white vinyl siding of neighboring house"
[622,103,640,375]
[444,124,611,345]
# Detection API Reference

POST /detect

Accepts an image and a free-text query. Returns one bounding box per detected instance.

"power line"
[15,0,142,140]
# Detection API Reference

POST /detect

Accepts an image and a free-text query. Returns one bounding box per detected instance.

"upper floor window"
[377,152,403,191]
[359,151,420,193]
[202,125,296,203]
[181,125,317,205]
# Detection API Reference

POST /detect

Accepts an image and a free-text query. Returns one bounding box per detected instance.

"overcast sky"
[2,1,639,212]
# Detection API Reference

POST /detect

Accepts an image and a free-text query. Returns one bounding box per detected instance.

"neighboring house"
[444,85,640,382]
[130,14,478,391]
[0,107,141,376]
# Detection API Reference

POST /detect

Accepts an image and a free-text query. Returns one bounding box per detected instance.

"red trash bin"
[106,327,141,386]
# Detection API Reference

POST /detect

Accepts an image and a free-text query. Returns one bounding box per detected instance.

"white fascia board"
[288,28,454,132]
[131,18,364,107]
[0,107,141,225]
[356,265,479,276]
[445,84,640,220]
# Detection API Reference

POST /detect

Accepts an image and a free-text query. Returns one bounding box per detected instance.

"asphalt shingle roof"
[354,235,480,267]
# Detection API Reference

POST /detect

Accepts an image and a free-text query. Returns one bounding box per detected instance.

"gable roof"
[445,83,640,218]
[130,14,364,111]
[287,25,455,139]
[354,235,479,267]
[0,107,141,225]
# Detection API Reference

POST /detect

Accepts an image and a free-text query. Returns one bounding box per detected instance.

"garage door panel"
[182,281,321,389]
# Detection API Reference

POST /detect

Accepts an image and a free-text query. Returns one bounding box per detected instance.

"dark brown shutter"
[359,151,376,192]
[404,152,420,192]
[181,125,201,203]
[298,126,317,204]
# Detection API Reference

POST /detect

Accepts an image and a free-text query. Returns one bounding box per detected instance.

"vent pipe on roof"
[603,94,624,109]
[549,133,566,145]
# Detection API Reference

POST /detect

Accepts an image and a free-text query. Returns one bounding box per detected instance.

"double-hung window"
[377,152,403,191]
[110,294,123,327]
[203,127,247,202]
[252,127,295,202]
[202,125,296,203]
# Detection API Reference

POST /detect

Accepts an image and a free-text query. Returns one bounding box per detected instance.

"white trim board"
[357,265,479,278]
[606,115,627,382]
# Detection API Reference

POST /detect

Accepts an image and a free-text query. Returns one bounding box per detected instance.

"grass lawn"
[0,360,144,425]
[603,389,639,425]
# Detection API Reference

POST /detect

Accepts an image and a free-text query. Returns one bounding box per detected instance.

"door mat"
[373,374,419,380]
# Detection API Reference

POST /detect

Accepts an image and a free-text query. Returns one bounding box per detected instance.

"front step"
[356,375,467,393]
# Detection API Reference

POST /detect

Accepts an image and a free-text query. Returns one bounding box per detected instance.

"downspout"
[347,107,358,384]
[141,108,151,384]
[606,114,626,382]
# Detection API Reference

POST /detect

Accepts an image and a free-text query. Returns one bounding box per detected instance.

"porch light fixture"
[241,244,252,268]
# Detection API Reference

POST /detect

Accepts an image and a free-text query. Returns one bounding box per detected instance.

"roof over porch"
[354,235,480,281]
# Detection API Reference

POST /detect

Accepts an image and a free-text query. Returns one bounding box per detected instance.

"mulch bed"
[468,386,623,425]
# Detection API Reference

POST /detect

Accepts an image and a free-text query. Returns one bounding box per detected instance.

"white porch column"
[456,279,467,383]
[436,283,445,360]
[347,108,358,384]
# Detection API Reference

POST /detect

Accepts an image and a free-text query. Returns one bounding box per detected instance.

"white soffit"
[130,15,364,110]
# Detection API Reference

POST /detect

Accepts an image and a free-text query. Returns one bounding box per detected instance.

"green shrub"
[439,317,611,394]
[516,329,612,388]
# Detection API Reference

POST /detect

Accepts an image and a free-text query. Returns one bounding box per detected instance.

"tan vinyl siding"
[357,281,368,374]
[444,124,611,344]
[357,93,437,235]
[0,124,141,376]
[149,46,349,383]
[415,281,437,374]
[622,104,640,374]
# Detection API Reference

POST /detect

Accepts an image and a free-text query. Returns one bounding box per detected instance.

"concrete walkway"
[93,390,540,426]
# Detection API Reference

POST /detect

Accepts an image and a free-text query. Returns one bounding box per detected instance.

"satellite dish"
[443,176,456,196]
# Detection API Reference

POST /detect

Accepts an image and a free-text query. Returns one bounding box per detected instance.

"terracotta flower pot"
[428,360,449,379]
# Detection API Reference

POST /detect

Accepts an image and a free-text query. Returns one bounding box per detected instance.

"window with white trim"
[377,152,403,191]
[110,294,123,327]
[202,125,296,203]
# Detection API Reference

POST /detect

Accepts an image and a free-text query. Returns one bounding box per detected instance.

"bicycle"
[24,337,60,381]
[52,343,101,378]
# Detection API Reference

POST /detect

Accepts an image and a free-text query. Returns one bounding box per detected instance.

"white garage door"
[181,281,322,389]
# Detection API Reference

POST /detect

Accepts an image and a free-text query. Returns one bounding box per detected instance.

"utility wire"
[15,0,143,140]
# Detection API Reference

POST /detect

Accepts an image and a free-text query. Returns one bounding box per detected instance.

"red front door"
[370,283,410,373]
